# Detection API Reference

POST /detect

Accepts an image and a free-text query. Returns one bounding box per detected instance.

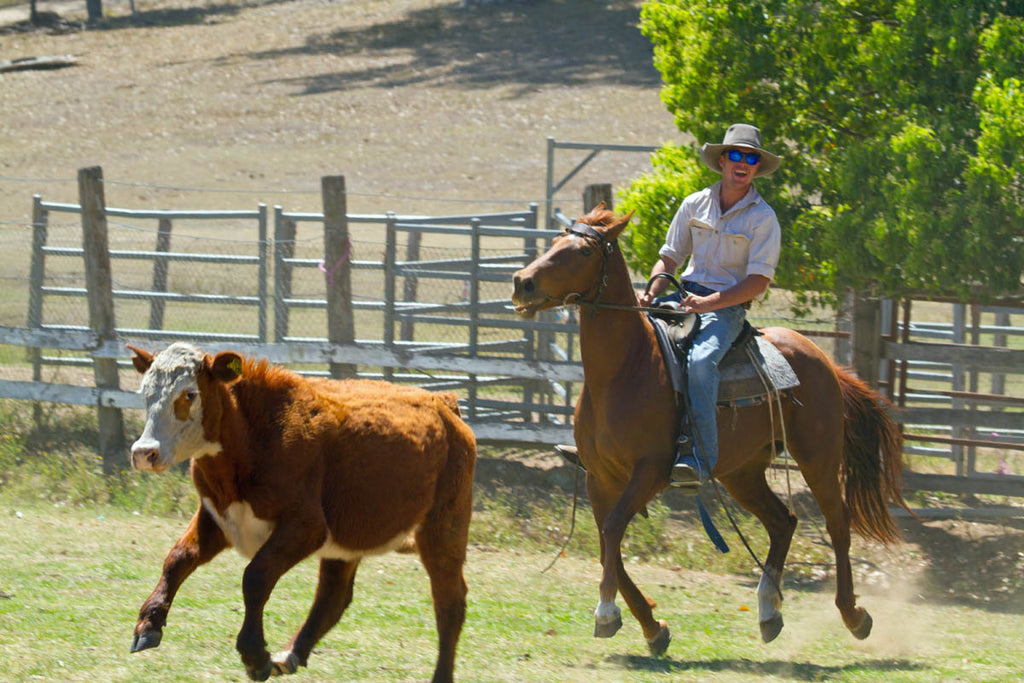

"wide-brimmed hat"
[700,123,781,178]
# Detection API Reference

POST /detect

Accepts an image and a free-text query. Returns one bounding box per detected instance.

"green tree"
[621,0,1024,304]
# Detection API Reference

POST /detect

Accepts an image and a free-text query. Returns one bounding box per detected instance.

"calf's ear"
[210,351,244,383]
[126,344,153,375]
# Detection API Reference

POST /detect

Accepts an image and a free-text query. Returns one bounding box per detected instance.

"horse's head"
[511,204,632,318]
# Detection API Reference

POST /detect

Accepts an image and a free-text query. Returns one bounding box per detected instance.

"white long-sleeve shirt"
[659,181,781,291]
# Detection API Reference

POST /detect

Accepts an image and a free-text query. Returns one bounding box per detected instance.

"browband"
[568,222,609,245]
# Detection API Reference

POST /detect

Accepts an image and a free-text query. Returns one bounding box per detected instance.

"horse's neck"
[577,268,659,388]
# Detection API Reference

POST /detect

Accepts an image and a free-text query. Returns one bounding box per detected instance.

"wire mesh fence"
[2,173,1020,497]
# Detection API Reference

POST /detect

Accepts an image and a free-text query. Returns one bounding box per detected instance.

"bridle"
[559,222,617,314]
[557,222,688,318]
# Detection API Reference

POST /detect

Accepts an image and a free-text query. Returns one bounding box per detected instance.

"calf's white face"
[131,343,222,472]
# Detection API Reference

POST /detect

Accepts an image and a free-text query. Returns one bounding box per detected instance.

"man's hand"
[681,293,714,314]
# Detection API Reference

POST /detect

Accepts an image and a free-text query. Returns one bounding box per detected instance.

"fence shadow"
[50,0,291,32]
[243,0,662,96]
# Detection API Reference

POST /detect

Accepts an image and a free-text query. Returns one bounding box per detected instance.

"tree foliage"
[620,0,1024,302]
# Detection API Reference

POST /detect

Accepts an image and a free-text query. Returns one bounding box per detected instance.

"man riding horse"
[638,123,782,487]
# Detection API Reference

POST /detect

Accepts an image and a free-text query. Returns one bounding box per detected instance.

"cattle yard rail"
[1,167,1021,500]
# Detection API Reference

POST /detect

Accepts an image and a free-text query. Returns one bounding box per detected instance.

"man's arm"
[637,255,680,306]
[681,274,770,314]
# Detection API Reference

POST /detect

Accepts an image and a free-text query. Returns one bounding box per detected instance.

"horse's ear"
[605,210,634,241]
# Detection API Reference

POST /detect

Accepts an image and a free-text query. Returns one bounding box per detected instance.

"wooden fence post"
[851,291,882,387]
[148,217,172,331]
[583,183,613,212]
[400,230,421,342]
[28,194,47,427]
[78,166,125,476]
[273,207,296,342]
[322,176,356,379]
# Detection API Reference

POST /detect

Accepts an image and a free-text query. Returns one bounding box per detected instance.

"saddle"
[647,306,800,409]
[647,306,800,487]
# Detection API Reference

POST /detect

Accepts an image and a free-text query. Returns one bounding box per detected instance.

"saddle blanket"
[648,315,800,406]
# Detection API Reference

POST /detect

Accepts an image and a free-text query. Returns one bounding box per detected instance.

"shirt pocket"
[720,232,750,267]
[688,220,714,260]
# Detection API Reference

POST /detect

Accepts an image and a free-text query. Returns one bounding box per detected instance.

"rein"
[556,222,691,319]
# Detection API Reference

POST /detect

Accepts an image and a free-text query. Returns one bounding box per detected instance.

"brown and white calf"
[126,342,476,682]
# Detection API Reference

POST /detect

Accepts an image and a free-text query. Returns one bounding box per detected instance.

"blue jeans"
[655,284,747,475]
[686,305,746,475]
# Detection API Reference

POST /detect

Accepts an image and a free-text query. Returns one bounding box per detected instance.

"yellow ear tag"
[228,357,243,376]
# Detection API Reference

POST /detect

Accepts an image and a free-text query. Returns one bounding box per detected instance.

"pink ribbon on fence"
[318,238,353,285]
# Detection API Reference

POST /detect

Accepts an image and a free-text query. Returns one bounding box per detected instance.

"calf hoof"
[759,615,784,643]
[850,611,873,640]
[593,614,622,638]
[271,651,301,676]
[130,629,162,653]
[646,622,671,656]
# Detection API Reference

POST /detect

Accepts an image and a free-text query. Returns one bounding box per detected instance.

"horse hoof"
[246,662,273,681]
[850,611,873,640]
[271,651,300,676]
[647,623,671,656]
[593,614,622,638]
[759,615,784,643]
[130,630,162,653]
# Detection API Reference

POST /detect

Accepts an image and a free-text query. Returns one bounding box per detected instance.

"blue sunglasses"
[726,149,761,165]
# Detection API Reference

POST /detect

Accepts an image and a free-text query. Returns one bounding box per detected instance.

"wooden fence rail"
[5,168,1023,500]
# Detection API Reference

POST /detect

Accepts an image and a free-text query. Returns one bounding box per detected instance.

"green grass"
[1,500,1023,682]
[2,405,1024,682]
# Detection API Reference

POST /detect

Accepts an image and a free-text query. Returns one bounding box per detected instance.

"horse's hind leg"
[273,558,359,675]
[719,459,797,643]
[801,462,872,639]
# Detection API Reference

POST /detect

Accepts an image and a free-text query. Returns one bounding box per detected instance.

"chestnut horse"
[511,206,908,654]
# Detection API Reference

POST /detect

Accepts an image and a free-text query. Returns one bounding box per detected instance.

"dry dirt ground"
[3,0,1024,625]
[0,0,675,223]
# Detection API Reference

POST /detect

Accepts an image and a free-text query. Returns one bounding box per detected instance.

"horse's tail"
[836,366,911,545]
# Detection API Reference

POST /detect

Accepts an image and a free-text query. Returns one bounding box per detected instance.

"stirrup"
[670,461,700,488]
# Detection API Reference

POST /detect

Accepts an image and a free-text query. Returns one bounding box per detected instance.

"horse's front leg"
[132,507,228,653]
[589,465,665,644]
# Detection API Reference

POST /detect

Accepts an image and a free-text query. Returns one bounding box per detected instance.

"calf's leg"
[414,467,472,683]
[236,521,326,681]
[271,559,360,675]
[133,508,227,652]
